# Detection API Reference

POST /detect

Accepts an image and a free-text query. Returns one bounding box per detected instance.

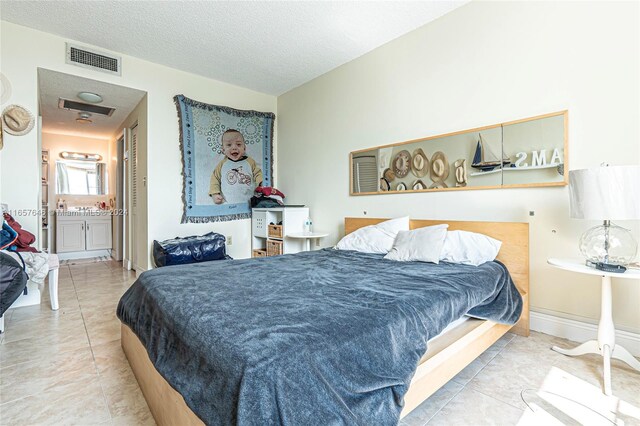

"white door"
[86,219,112,250]
[113,133,125,261]
[130,123,138,270]
[57,220,85,253]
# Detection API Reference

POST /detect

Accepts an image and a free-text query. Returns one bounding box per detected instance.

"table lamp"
[569,165,640,269]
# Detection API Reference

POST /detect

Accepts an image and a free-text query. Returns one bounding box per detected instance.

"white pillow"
[335,217,410,254]
[383,224,449,263]
[440,230,502,266]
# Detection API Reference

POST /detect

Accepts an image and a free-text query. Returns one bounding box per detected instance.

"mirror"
[350,111,567,195]
[56,160,107,195]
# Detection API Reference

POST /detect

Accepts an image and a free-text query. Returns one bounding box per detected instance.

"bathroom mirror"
[350,111,568,195]
[55,160,107,195]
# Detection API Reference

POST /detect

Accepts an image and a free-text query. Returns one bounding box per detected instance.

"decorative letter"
[550,148,562,165]
[515,152,528,168]
[531,150,547,167]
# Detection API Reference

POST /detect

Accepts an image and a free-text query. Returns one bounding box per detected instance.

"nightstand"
[547,258,640,395]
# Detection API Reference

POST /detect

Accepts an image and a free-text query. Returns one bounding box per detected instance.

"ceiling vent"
[65,43,122,76]
[58,98,116,117]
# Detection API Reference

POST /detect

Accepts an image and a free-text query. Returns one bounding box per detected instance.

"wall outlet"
[227,235,233,245]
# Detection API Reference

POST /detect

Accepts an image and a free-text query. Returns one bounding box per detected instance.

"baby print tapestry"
[174,95,275,223]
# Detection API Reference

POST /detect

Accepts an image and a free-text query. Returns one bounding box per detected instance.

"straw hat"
[454,159,467,187]
[411,148,429,178]
[0,73,11,104]
[383,168,396,182]
[392,150,411,178]
[396,182,407,191]
[380,178,390,192]
[412,179,427,190]
[2,105,35,136]
[430,151,450,181]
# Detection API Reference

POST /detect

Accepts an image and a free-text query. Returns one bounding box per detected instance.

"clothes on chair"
[5,251,49,286]
[3,213,37,252]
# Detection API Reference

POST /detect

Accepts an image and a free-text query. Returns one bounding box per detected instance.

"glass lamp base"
[579,222,638,266]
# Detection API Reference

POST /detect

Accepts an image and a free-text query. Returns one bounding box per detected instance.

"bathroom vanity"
[56,209,112,258]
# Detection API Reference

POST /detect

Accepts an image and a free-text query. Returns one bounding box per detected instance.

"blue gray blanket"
[117,249,522,425]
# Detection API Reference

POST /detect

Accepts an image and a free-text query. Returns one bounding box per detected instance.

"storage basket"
[266,239,283,256]
[268,224,283,239]
[252,249,267,258]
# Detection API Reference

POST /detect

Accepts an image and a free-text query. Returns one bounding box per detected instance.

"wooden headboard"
[344,218,530,336]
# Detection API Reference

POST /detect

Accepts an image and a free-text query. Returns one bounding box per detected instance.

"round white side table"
[547,258,640,395]
[286,232,329,252]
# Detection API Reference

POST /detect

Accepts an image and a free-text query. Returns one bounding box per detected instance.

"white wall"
[0,21,277,267]
[277,2,640,332]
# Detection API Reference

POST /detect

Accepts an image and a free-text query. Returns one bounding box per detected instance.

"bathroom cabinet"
[56,211,112,255]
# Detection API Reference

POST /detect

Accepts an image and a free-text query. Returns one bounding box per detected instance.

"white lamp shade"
[569,165,640,220]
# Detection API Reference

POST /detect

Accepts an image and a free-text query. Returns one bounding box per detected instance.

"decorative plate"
[392,150,411,178]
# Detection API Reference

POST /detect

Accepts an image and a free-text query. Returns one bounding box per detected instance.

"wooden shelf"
[469,163,563,177]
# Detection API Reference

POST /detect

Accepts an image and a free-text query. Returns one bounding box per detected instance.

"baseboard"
[56,249,111,260]
[530,311,640,357]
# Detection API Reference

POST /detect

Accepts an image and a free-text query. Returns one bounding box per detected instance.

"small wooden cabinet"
[56,212,112,254]
[252,207,309,257]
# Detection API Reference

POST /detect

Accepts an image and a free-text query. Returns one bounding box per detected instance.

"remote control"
[595,262,627,273]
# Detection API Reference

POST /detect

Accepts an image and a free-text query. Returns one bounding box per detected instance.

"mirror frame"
[55,159,108,196]
[349,110,568,196]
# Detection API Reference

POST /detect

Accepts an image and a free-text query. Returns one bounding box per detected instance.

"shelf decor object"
[569,165,640,268]
[350,111,568,195]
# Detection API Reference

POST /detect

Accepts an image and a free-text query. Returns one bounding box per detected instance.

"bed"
[118,218,529,425]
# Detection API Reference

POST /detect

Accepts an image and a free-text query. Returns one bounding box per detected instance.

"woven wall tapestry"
[174,95,275,223]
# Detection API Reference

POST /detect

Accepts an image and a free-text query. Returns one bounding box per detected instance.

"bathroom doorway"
[37,68,147,270]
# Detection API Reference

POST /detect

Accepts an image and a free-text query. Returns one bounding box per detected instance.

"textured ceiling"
[38,69,146,139]
[2,1,467,95]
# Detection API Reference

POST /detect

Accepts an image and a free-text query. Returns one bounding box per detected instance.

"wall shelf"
[468,163,563,177]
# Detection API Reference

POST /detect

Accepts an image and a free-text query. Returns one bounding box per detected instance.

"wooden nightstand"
[547,258,640,395]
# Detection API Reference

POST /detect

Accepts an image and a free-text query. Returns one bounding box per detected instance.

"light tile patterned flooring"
[0,260,639,425]
[0,261,152,425]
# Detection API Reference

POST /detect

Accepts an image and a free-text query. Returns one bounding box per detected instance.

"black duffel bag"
[153,232,231,267]
[0,251,28,316]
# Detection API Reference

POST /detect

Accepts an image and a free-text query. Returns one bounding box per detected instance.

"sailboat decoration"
[471,133,511,172]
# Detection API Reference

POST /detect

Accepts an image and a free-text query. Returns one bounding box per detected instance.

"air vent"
[65,43,121,76]
[58,98,116,117]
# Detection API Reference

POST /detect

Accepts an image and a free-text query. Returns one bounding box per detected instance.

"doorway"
[37,68,147,270]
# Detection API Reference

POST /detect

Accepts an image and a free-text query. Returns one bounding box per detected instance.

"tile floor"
[1,260,639,425]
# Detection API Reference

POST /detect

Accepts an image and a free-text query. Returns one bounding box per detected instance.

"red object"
[254,186,285,198]
[3,213,36,250]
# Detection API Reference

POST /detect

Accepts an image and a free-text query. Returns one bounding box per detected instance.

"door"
[86,219,112,250]
[57,220,85,253]
[130,123,138,270]
[113,134,124,261]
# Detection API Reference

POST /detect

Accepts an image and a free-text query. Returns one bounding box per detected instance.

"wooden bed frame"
[121,218,529,425]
